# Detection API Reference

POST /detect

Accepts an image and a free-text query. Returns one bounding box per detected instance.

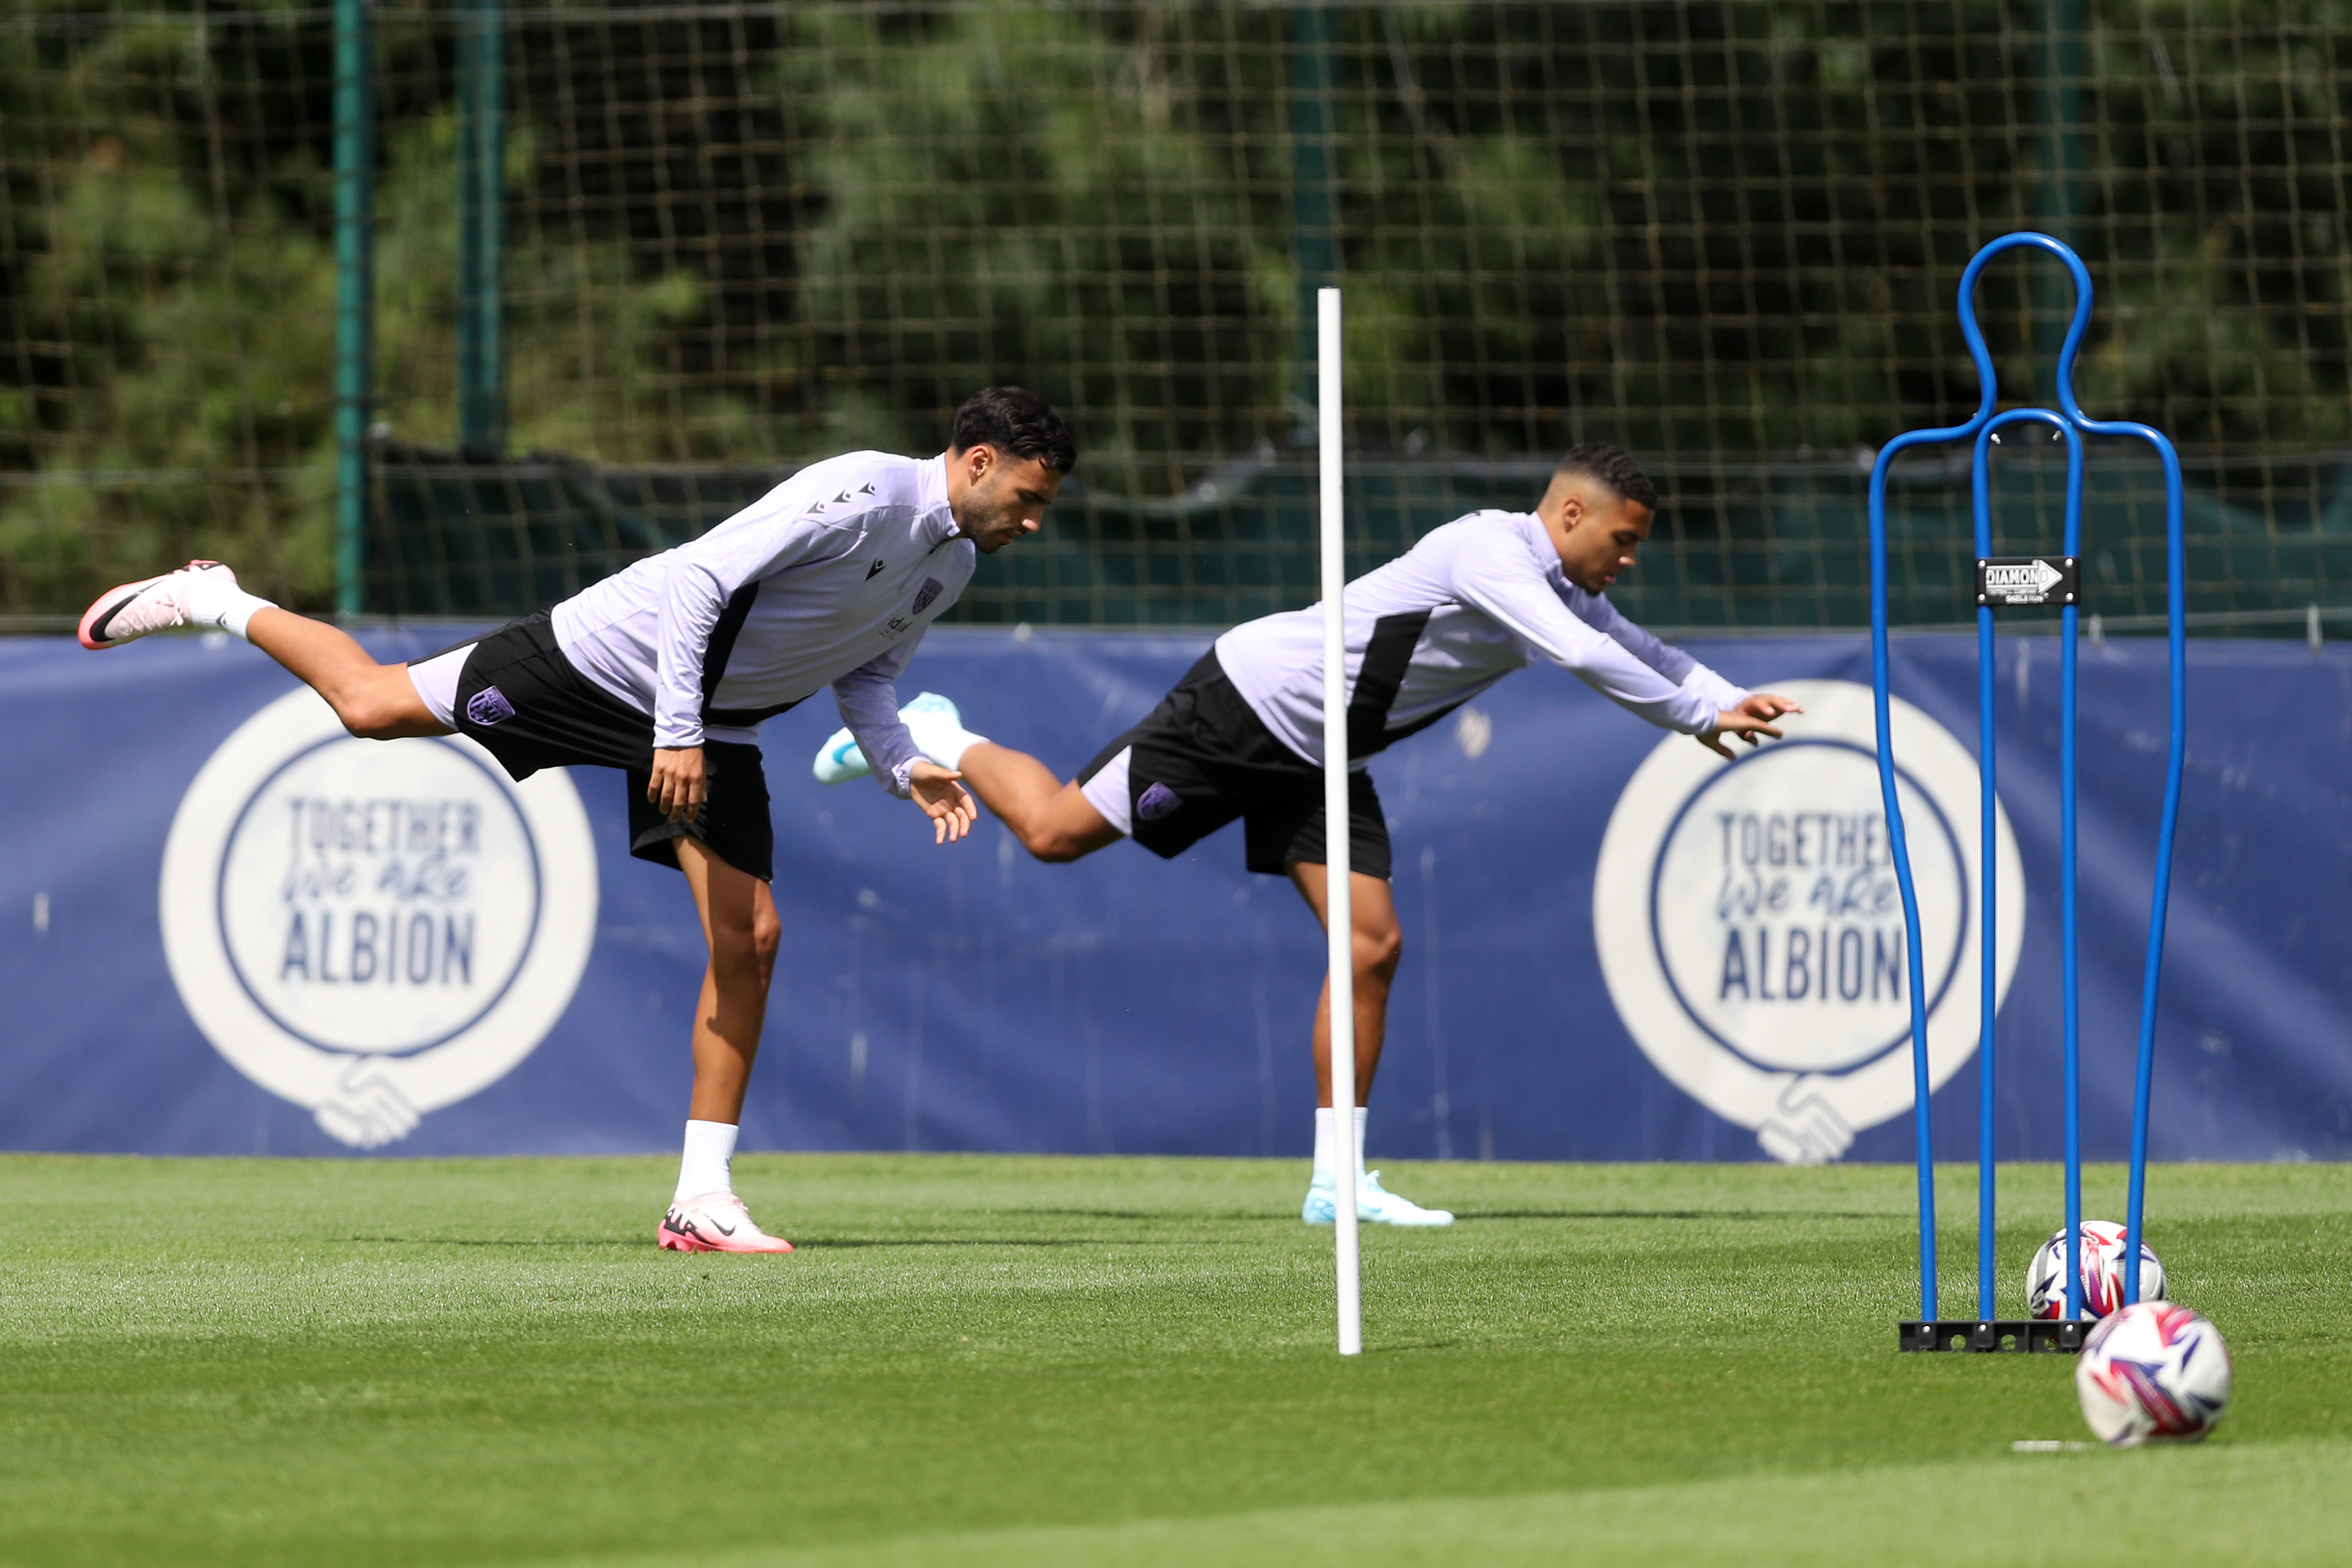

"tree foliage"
[2,1,2347,612]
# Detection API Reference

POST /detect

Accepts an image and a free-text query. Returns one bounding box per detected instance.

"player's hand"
[1698,692,1803,760]
[909,760,978,845]
[648,745,707,822]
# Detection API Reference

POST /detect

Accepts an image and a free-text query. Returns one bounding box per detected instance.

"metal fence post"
[457,0,507,455]
[333,0,375,616]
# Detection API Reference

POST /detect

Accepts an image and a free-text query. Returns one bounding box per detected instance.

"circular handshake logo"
[1595,679,2024,1164]
[160,687,598,1148]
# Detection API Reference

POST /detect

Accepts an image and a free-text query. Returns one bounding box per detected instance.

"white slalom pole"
[1317,286,1362,1357]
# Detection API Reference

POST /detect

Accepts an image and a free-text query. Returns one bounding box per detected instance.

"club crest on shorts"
[911,577,945,614]
[465,685,517,726]
[157,687,599,1150]
[1591,679,2024,1165]
[1135,781,1182,822]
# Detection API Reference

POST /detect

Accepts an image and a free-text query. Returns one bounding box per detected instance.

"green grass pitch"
[2,1155,2345,1566]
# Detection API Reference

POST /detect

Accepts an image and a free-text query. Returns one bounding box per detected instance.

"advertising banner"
[1,627,2344,1164]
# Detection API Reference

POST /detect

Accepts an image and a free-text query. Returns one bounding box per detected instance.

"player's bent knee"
[1025,830,1088,864]
[1021,817,1104,862]
[1356,923,1403,983]
[330,670,432,740]
[337,696,410,741]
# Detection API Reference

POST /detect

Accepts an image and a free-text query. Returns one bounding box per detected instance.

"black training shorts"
[1076,649,1391,880]
[428,612,775,882]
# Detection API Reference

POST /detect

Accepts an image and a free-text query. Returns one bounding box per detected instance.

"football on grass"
[2076,1301,2232,1448]
[2025,1220,2166,1319]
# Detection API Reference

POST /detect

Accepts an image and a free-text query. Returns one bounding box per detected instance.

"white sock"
[1312,1106,1369,1181]
[184,574,275,641]
[674,1119,738,1202]
[900,702,989,770]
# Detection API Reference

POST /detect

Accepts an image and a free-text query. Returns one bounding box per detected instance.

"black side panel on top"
[1345,609,1434,760]
[1375,695,1473,753]
[699,582,759,710]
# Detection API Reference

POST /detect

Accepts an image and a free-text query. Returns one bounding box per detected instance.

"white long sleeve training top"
[1213,509,1749,768]
[550,451,972,796]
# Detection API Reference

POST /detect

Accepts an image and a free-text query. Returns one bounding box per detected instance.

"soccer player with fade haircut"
[79,386,1077,1254]
[815,443,1799,1225]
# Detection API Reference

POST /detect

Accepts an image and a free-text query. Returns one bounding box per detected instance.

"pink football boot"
[78,560,239,649]
[658,1192,795,1254]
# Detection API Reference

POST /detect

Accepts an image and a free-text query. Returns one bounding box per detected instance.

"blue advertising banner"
[1,627,2345,1164]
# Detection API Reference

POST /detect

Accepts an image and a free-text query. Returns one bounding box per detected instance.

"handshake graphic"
[312,1057,424,1149]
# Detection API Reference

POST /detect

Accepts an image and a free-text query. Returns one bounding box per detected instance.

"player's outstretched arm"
[908,760,978,845]
[1697,692,1803,760]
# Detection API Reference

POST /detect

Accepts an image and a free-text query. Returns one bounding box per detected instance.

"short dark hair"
[1555,442,1657,511]
[949,386,1078,474]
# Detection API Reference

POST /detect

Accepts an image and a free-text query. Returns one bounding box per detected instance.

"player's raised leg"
[659,836,794,1254]
[817,693,1121,861]
[243,609,451,739]
[952,739,1123,862]
[79,559,258,650]
[79,560,449,740]
[1288,864,1452,1228]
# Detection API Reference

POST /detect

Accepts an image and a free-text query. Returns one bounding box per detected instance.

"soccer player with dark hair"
[817,443,1799,1224]
[78,386,1078,1252]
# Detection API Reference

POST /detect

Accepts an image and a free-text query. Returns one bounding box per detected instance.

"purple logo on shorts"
[1136,781,1182,822]
[466,685,517,726]
[911,576,945,614]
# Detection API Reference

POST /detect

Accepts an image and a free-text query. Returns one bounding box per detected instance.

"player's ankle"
[1311,1106,1370,1180]
[674,1118,739,1203]
[185,574,276,640]
[911,716,987,769]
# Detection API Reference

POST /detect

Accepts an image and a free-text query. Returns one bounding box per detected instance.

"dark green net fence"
[7,1,2352,630]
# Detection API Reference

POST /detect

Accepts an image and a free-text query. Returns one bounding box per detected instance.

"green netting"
[370,446,2352,629]
[7,1,2352,628]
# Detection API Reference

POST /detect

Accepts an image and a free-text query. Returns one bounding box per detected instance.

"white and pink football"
[2025,1220,2166,1319]
[2076,1301,2232,1447]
